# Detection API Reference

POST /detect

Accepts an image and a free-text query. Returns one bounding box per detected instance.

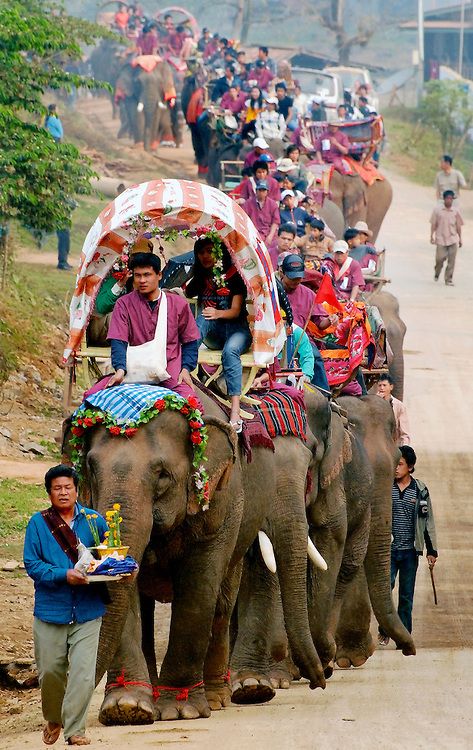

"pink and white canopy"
[64,179,285,366]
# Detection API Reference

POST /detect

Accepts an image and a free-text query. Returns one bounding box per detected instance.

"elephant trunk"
[94,489,154,683]
[271,501,326,690]
[364,515,416,656]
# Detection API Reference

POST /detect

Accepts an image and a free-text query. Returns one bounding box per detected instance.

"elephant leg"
[230,551,277,705]
[99,583,154,726]
[203,560,243,711]
[334,567,376,669]
[267,592,297,690]
[140,592,159,686]
[156,517,242,721]
[170,104,182,146]
[157,105,174,145]
[308,509,346,675]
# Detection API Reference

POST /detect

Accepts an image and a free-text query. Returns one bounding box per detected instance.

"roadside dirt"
[1,98,472,748]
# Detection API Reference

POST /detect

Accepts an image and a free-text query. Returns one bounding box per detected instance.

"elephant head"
[63,410,237,681]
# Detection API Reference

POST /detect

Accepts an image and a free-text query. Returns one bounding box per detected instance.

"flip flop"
[66,737,91,746]
[42,723,61,745]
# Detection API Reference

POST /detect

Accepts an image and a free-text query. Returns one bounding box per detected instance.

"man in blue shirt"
[279,190,310,237]
[24,465,108,746]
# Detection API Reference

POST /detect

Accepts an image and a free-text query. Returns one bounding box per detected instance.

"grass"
[0,480,46,542]
[383,107,473,187]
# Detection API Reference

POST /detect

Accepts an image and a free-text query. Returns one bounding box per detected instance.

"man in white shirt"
[434,154,466,203]
[377,374,410,446]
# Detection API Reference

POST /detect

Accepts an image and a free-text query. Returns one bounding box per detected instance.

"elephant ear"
[61,416,74,465]
[319,414,352,490]
[187,416,237,517]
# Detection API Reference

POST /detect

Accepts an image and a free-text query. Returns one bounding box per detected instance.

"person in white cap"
[322,239,365,301]
[242,136,275,170]
[255,96,286,143]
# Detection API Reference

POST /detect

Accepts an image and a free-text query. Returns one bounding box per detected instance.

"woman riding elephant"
[62,387,327,725]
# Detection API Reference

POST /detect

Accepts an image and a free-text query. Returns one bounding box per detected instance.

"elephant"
[318,199,344,240]
[369,290,407,401]
[229,392,415,695]
[329,171,393,242]
[89,39,126,116]
[63,390,327,726]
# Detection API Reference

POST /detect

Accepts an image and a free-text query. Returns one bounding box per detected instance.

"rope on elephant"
[105,669,152,694]
[152,680,204,702]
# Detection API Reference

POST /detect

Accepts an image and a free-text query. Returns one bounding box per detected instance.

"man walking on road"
[377,374,410,446]
[23,465,108,746]
[434,155,466,203]
[430,190,463,286]
[378,446,438,646]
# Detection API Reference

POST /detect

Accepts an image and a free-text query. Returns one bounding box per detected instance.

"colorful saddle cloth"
[76,384,178,425]
[255,390,307,442]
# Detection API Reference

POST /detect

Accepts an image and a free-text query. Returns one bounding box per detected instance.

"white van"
[324,66,379,112]
[292,67,343,121]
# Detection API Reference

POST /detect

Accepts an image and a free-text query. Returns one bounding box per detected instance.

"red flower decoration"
[190,431,203,444]
[83,417,94,427]
[213,220,226,230]
[109,425,122,436]
[187,396,200,410]
[154,399,166,411]
[216,287,230,296]
[189,419,203,429]
[124,427,138,437]
[72,426,84,437]
[180,405,190,415]
[76,418,83,426]
[95,415,104,424]
[195,225,211,237]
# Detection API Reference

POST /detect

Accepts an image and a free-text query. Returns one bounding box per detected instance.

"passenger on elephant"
[235,50,250,86]
[211,64,241,102]
[298,217,334,260]
[255,45,277,75]
[255,96,286,143]
[247,59,274,94]
[279,254,334,392]
[237,159,281,204]
[220,84,247,116]
[114,4,129,34]
[242,180,280,266]
[279,144,309,191]
[241,86,264,141]
[197,26,211,52]
[315,122,351,174]
[106,252,201,403]
[279,190,310,238]
[378,446,438,645]
[344,227,378,280]
[275,82,293,125]
[242,137,275,170]
[322,240,365,301]
[185,239,251,432]
[276,222,298,261]
[309,96,327,122]
[137,23,158,56]
[252,324,315,390]
[167,24,187,57]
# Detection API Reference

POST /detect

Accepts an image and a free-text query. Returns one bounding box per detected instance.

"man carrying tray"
[23,465,108,746]
[106,251,201,401]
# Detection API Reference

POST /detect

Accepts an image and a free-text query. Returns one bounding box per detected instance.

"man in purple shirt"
[322,240,365,301]
[107,252,200,401]
[237,160,281,204]
[220,85,247,115]
[243,137,275,170]
[279,254,335,393]
[315,122,351,174]
[243,180,280,267]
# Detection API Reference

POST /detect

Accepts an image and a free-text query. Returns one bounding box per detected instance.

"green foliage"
[0,0,109,232]
[418,80,473,157]
[0,479,46,540]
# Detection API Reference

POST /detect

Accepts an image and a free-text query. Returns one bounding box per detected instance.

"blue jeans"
[390,548,419,633]
[57,229,70,267]
[197,316,252,396]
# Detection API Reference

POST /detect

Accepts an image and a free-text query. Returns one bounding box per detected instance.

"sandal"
[42,723,61,745]
[66,737,91,746]
[230,420,243,434]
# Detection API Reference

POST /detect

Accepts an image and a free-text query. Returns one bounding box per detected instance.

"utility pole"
[459,0,466,77]
[417,0,425,104]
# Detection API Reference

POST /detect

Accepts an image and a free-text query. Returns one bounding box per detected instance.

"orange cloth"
[345,156,384,187]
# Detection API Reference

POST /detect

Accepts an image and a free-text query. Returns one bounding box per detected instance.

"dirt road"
[1,161,472,748]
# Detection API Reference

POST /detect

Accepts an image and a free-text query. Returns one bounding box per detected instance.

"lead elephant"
[329,171,393,242]
[318,199,344,240]
[63,389,326,725]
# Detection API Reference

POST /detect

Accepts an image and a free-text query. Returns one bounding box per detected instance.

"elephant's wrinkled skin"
[63,392,325,725]
[330,171,393,242]
[232,392,415,693]
[369,290,407,401]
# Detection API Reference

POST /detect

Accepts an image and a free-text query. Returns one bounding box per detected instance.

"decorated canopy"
[63,179,286,366]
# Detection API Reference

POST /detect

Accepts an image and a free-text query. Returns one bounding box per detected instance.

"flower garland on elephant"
[70,393,211,510]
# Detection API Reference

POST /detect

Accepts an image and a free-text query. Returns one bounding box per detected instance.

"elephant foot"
[99,686,154,726]
[335,632,376,669]
[204,680,232,711]
[324,660,335,680]
[154,685,211,721]
[269,656,300,689]
[231,670,276,705]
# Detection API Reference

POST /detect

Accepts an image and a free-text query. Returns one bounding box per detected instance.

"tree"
[319,0,376,66]
[0,0,109,236]
[419,80,473,157]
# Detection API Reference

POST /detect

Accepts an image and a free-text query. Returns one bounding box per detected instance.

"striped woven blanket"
[76,384,179,425]
[255,390,307,442]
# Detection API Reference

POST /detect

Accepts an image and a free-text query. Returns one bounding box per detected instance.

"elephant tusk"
[137,102,144,112]
[308,537,328,571]
[258,531,277,573]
